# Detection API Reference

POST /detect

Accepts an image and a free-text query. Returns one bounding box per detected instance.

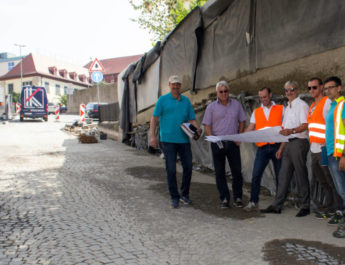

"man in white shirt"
[261,81,310,217]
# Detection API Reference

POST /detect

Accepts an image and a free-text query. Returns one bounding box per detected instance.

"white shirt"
[282,97,309,139]
[250,101,284,124]
[310,98,331,153]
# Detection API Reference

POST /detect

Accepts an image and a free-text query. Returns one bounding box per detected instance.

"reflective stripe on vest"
[307,96,328,144]
[254,104,284,147]
[334,98,345,157]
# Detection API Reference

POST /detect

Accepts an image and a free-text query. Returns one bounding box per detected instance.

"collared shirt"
[249,101,284,123]
[309,98,331,153]
[326,96,345,156]
[153,92,196,143]
[282,97,309,139]
[202,97,247,136]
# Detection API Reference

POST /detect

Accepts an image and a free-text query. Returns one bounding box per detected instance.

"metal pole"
[97,82,100,105]
[14,44,26,89]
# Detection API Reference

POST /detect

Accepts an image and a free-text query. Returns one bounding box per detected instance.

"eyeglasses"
[284,88,295,93]
[308,86,319,90]
[218,90,229,94]
[324,85,338,90]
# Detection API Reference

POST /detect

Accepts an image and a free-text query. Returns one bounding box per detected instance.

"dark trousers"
[211,141,243,202]
[272,138,310,210]
[327,155,345,208]
[311,152,343,212]
[250,143,281,204]
[162,142,193,201]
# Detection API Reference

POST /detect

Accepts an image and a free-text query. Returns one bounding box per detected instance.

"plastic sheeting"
[159,7,202,94]
[256,0,345,69]
[195,0,252,90]
[136,58,160,112]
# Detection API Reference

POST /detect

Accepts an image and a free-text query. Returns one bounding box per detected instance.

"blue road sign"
[91,71,103,83]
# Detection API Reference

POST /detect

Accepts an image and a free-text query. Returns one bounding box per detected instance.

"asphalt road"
[0,115,344,265]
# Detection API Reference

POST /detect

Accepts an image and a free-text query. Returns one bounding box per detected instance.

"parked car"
[48,102,57,115]
[60,106,67,113]
[86,102,107,119]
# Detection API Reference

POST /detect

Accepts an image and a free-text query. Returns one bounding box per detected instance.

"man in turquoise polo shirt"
[150,75,201,208]
[324,76,345,238]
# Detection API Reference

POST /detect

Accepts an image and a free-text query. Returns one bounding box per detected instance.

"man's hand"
[193,129,202,140]
[235,142,241,146]
[276,149,283,159]
[339,156,345,171]
[280,129,292,136]
[150,135,158,148]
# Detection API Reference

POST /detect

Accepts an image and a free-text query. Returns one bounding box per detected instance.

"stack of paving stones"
[283,242,341,264]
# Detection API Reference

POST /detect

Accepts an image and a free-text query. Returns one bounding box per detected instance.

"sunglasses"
[284,88,295,93]
[308,86,319,90]
[218,90,229,94]
[324,85,338,90]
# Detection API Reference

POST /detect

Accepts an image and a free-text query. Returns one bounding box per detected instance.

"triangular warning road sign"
[89,58,105,72]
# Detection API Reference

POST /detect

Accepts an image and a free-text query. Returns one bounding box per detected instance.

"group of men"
[150,75,345,239]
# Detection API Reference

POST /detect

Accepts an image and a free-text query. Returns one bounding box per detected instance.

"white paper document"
[205,126,290,143]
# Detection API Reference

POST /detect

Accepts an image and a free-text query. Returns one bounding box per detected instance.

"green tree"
[58,94,67,106]
[12,92,20,103]
[129,0,207,42]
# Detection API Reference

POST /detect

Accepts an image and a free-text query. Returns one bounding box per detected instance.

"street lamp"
[14,44,26,89]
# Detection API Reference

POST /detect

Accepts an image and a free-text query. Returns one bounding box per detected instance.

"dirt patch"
[263,238,345,265]
[126,166,264,220]
[125,166,166,182]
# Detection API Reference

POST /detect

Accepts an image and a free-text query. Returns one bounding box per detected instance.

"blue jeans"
[211,141,243,202]
[162,142,193,201]
[327,155,345,206]
[250,143,281,203]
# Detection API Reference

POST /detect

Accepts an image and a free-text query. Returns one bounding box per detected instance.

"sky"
[1,0,153,65]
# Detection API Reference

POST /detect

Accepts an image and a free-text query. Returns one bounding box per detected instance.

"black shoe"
[180,196,192,205]
[260,205,281,214]
[220,199,230,209]
[296,208,310,217]
[171,199,180,209]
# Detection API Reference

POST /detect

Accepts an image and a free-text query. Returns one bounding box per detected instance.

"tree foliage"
[129,0,207,42]
[58,94,67,106]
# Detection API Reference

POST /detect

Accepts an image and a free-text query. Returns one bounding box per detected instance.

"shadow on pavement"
[126,166,264,220]
[263,238,345,265]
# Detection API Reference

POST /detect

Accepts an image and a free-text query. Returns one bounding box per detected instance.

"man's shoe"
[244,201,258,212]
[328,210,344,226]
[220,199,230,209]
[233,198,244,208]
[296,208,310,217]
[260,205,281,214]
[314,210,333,220]
[333,223,345,238]
[171,199,180,209]
[180,196,192,205]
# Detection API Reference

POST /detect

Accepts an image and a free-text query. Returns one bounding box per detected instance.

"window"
[8,84,13,94]
[55,84,61,95]
[22,81,32,86]
[8,62,15,71]
[64,86,67,95]
[44,82,50,93]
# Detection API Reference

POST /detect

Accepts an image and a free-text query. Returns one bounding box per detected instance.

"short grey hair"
[284,80,299,90]
[216,80,230,91]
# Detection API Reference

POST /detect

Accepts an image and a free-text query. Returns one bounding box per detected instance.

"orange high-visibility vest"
[254,104,284,147]
[307,96,328,144]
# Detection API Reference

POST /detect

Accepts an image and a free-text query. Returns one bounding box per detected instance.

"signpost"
[89,58,104,106]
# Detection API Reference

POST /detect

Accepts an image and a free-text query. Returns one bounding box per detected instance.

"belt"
[288,138,298,142]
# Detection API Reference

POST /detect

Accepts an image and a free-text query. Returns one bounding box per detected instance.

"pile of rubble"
[62,120,107,144]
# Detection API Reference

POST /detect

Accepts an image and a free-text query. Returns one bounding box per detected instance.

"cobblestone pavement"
[0,116,344,265]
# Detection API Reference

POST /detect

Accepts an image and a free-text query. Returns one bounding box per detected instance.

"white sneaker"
[244,201,258,212]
